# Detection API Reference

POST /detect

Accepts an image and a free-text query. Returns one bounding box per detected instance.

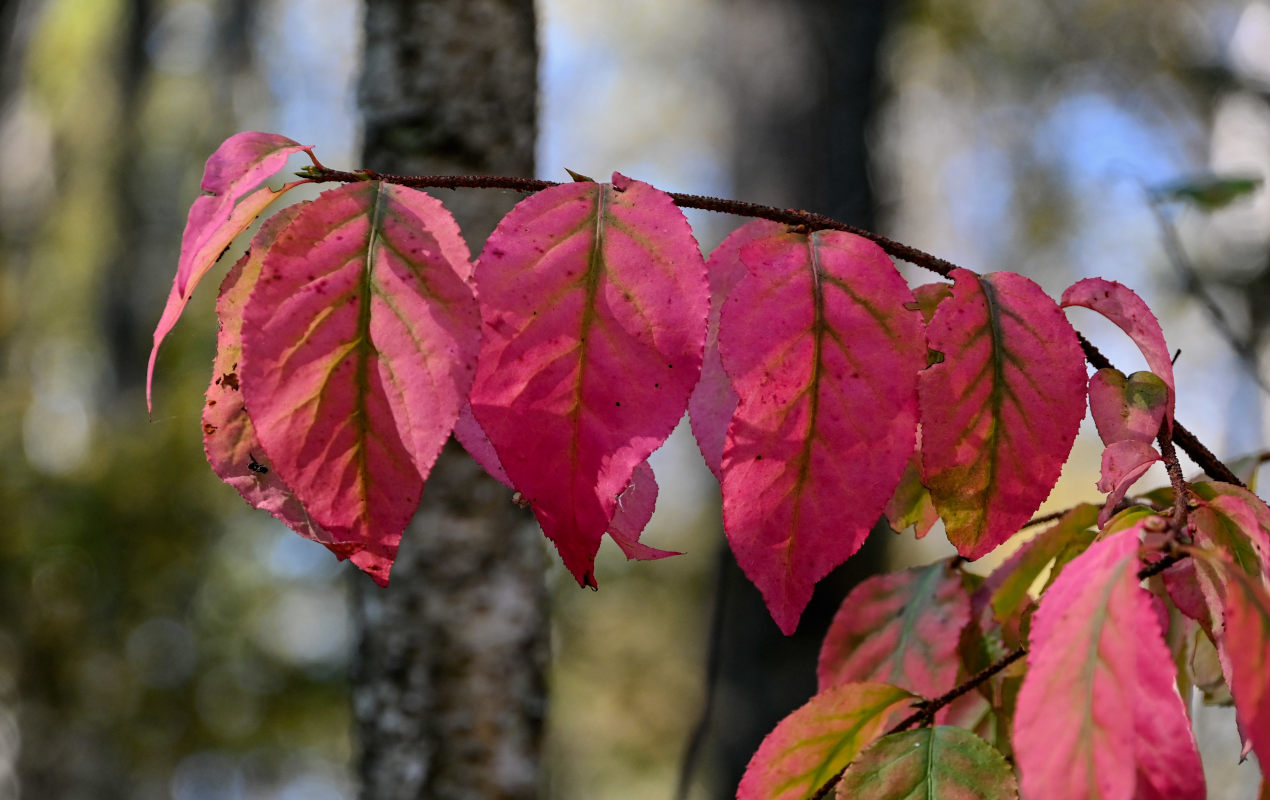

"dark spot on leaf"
[755,455,763,461]
[207,400,216,407]
[221,372,239,391]
[202,423,217,435]
[615,401,621,407]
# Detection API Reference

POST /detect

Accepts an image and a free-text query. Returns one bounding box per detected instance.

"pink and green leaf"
[1088,368,1168,446]
[202,204,357,561]
[241,181,479,585]
[737,682,917,800]
[689,219,781,482]
[149,132,313,411]
[919,269,1088,560]
[720,230,925,634]
[1014,527,1205,800]
[1211,555,1270,771]
[817,562,970,701]
[468,174,707,587]
[835,726,1019,800]
[1095,440,1161,527]
[884,454,939,538]
[987,503,1100,627]
[1061,277,1175,427]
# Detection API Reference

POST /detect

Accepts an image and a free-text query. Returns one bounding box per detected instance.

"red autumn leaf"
[737,682,917,800]
[835,726,1019,800]
[1192,482,1270,571]
[1213,555,1270,773]
[719,229,925,634]
[1014,527,1205,800]
[689,219,781,481]
[149,132,312,411]
[1061,277,1175,428]
[241,181,480,585]
[1088,368,1168,446]
[817,562,970,702]
[468,173,707,587]
[919,269,1087,560]
[201,204,359,563]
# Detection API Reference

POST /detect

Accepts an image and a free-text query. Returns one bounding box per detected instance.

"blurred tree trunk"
[694,1,902,795]
[352,3,546,800]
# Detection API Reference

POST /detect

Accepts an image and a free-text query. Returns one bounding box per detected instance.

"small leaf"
[607,460,678,560]
[720,229,926,634]
[884,454,939,538]
[987,503,1100,627]
[817,562,970,701]
[1014,527,1205,800]
[1152,174,1262,211]
[1096,440,1161,527]
[688,220,781,481]
[241,182,479,585]
[737,682,916,800]
[835,726,1019,800]
[1061,277,1175,428]
[469,174,708,587]
[202,204,355,561]
[919,269,1088,560]
[1192,481,1270,565]
[1088,368,1168,445]
[148,132,313,411]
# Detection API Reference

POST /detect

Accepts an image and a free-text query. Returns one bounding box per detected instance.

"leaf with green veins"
[835,726,1019,800]
[738,682,917,800]
[241,181,480,585]
[818,562,970,704]
[987,503,1099,627]
[719,229,927,633]
[468,173,707,587]
[919,269,1088,559]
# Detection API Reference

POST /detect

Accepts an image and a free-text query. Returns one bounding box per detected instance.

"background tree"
[352,2,546,798]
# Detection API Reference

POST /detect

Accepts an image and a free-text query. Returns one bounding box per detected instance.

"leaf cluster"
[152,132,1270,799]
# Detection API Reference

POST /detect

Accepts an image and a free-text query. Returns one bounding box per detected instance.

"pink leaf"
[1214,557,1270,771]
[1088,368,1168,446]
[835,726,1019,800]
[607,460,678,560]
[720,230,925,634]
[1096,440,1161,527]
[202,204,356,561]
[817,562,970,703]
[453,402,512,488]
[148,132,312,411]
[1014,528,1205,800]
[1193,482,1270,572]
[919,269,1087,560]
[689,219,781,481]
[469,174,707,587]
[1061,277,1175,427]
[737,682,917,800]
[241,182,479,585]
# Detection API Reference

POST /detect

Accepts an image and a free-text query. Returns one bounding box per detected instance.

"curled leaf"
[149,132,312,411]
[1061,277,1175,428]
[1088,368,1168,446]
[1096,439,1161,527]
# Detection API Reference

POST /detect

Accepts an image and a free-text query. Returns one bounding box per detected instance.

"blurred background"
[2,0,1269,798]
